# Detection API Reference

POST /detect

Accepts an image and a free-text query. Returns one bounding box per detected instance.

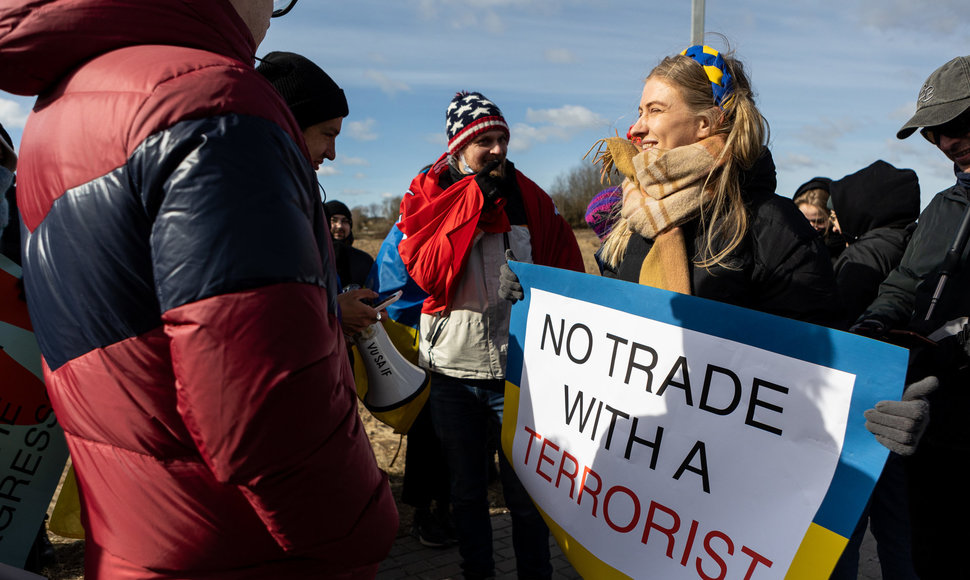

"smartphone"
[373,290,403,312]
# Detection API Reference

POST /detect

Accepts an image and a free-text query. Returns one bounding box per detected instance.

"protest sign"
[1,254,70,568]
[502,262,907,580]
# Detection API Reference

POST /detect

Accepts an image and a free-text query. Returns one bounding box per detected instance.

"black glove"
[849,317,889,338]
[864,376,938,456]
[498,249,524,303]
[475,159,505,206]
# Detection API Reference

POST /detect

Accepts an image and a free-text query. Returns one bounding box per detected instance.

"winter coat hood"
[0,0,255,96]
[739,148,778,205]
[829,160,920,240]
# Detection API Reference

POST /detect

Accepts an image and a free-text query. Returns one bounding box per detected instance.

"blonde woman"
[599,45,839,324]
[793,183,832,233]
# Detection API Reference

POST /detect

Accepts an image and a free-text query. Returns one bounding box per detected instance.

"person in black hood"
[829,160,920,325]
[826,161,921,580]
[324,199,374,290]
[792,176,849,262]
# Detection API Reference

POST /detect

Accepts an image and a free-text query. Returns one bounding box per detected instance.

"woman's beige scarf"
[621,135,728,293]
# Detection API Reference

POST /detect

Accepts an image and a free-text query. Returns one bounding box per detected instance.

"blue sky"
[1,0,967,212]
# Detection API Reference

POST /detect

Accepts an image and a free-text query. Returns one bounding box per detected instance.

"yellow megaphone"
[352,317,430,434]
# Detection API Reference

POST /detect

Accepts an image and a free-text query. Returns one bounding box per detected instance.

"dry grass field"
[36,227,601,580]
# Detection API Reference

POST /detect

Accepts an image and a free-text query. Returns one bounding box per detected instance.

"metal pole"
[691,0,706,46]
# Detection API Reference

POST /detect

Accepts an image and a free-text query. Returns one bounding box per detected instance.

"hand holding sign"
[499,249,524,303]
[864,376,938,456]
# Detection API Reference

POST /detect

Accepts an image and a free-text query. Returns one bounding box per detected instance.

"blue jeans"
[429,372,551,580]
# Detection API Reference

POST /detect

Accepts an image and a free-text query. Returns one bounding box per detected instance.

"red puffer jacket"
[0,1,397,578]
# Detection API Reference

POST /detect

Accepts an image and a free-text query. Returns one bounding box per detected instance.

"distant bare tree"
[382,195,403,222]
[547,161,621,227]
[348,196,404,239]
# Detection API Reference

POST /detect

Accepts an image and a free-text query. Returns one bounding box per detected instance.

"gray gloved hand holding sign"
[499,249,524,303]
[864,376,939,456]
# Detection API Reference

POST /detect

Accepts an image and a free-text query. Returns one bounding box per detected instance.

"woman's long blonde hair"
[600,48,769,270]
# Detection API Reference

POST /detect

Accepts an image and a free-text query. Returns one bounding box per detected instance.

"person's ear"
[695,109,717,141]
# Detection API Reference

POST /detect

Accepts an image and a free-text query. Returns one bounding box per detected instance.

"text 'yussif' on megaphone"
[352,318,430,434]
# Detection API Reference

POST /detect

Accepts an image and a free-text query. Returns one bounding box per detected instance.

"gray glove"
[864,376,939,456]
[498,249,524,303]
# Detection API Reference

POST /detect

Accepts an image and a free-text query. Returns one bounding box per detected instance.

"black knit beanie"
[324,200,353,224]
[257,51,349,130]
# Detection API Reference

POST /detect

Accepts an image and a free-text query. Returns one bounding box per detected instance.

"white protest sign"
[503,263,906,580]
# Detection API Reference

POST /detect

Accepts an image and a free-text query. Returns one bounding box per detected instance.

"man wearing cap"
[0,1,396,578]
[395,91,584,579]
[855,55,970,578]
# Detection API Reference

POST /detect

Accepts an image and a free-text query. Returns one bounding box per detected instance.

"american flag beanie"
[446,91,510,154]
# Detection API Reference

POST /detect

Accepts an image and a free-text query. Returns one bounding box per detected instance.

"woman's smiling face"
[629,77,712,152]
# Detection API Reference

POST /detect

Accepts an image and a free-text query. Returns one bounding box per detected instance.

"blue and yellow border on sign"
[502,262,906,579]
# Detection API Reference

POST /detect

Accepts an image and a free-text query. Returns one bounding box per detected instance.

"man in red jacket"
[0,1,397,578]
[397,91,584,580]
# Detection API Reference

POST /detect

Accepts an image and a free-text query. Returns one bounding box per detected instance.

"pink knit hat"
[585,187,622,241]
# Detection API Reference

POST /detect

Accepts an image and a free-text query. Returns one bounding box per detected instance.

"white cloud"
[316,165,339,176]
[347,118,379,141]
[508,122,566,152]
[365,70,410,96]
[525,105,606,130]
[333,187,372,198]
[354,172,367,179]
[367,52,389,64]
[856,0,968,35]
[544,48,576,64]
[779,153,817,169]
[503,106,609,152]
[890,102,917,122]
[482,12,503,34]
[0,98,29,130]
[340,156,370,166]
[414,0,556,32]
[425,133,447,146]
[796,118,862,150]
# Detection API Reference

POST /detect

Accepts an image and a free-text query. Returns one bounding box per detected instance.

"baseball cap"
[898,56,970,139]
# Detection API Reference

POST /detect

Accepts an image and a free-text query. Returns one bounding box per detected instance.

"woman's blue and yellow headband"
[680,45,734,108]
